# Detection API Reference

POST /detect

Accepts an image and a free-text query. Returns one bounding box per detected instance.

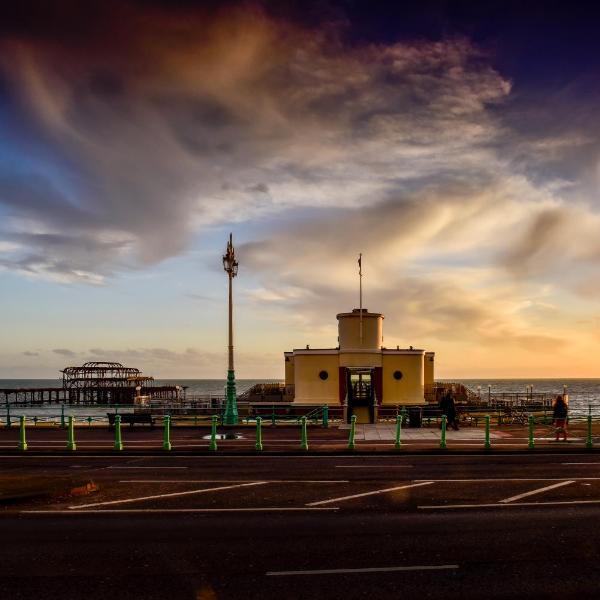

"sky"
[1,0,600,379]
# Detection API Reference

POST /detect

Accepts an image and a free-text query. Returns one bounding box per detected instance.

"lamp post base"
[224,369,238,425]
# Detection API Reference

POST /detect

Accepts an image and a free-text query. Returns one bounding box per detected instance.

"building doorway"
[346,368,374,423]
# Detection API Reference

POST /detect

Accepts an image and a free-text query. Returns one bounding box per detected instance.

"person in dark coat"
[552,395,568,441]
[439,390,459,431]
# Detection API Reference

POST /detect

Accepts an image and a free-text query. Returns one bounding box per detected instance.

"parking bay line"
[420,499,600,510]
[415,478,600,482]
[499,480,574,503]
[306,481,434,506]
[119,479,350,483]
[266,564,459,576]
[69,481,267,509]
[24,507,339,514]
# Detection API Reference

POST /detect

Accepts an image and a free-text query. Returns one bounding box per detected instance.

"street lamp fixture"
[223,233,239,425]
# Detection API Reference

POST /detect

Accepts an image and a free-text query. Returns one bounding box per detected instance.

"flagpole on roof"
[358,253,363,346]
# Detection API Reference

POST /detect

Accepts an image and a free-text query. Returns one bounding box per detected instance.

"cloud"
[52,348,77,357]
[0,4,512,282]
[22,350,39,357]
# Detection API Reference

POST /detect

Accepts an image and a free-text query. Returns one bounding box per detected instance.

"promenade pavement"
[0,421,593,453]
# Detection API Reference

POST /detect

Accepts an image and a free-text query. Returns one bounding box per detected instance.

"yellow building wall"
[339,352,382,368]
[293,354,340,404]
[284,355,295,386]
[382,353,424,405]
[424,352,435,387]
[338,313,383,350]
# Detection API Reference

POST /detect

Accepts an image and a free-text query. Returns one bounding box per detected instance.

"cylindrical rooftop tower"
[337,309,383,351]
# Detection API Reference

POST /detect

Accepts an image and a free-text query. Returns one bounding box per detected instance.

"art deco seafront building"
[284,308,434,423]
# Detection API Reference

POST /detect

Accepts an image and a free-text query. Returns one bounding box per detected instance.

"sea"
[2,378,600,417]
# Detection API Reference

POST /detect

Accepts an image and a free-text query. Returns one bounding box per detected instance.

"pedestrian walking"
[552,394,568,441]
[439,390,459,431]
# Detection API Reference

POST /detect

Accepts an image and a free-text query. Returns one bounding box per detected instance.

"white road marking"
[335,465,413,469]
[119,479,350,483]
[420,499,600,510]
[69,481,267,509]
[415,478,600,482]
[499,480,574,503]
[105,466,188,470]
[266,564,459,576]
[562,462,600,465]
[24,507,338,514]
[306,481,434,506]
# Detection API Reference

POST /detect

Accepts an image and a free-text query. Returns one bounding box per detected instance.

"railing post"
[528,414,535,449]
[271,405,276,427]
[348,414,356,450]
[394,414,402,450]
[209,415,218,452]
[586,405,593,449]
[67,415,77,451]
[18,415,27,451]
[255,416,263,451]
[322,405,329,428]
[300,416,308,451]
[440,415,447,449]
[5,403,11,428]
[60,404,65,429]
[114,414,123,451]
[484,415,491,450]
[162,415,172,451]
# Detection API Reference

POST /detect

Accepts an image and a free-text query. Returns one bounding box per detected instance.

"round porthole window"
[319,370,329,380]
[393,370,403,380]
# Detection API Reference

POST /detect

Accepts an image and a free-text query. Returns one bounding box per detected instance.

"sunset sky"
[1,1,600,379]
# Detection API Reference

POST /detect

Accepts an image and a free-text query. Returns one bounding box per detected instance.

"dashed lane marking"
[266,564,459,576]
[335,465,413,468]
[498,480,574,503]
[68,481,267,509]
[105,466,188,469]
[306,481,434,506]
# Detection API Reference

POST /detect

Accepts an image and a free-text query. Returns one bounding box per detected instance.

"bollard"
[586,405,593,449]
[5,403,11,428]
[528,414,535,449]
[348,414,357,450]
[255,416,263,451]
[484,415,491,450]
[18,415,27,451]
[209,415,218,452]
[87,416,93,427]
[114,414,123,451]
[60,404,65,429]
[440,415,447,449]
[162,415,172,451]
[394,414,402,450]
[67,415,77,451]
[322,405,329,428]
[300,416,308,451]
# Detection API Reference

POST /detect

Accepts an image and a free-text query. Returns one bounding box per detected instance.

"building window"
[319,370,329,380]
[393,370,403,380]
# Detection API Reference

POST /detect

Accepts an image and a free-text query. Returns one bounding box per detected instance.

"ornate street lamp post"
[223,233,239,425]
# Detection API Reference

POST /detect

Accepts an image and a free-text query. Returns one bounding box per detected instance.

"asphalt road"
[3,454,600,599]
